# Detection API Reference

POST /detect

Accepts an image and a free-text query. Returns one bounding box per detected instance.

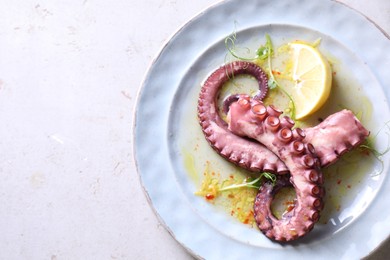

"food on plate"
[198,61,288,174]
[198,61,369,173]
[227,95,368,241]
[196,35,371,241]
[289,42,332,119]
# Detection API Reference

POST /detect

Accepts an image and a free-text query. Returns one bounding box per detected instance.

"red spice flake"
[228,193,235,199]
[286,204,295,212]
[347,185,351,189]
[272,70,281,75]
[337,179,342,185]
[205,194,215,200]
[243,210,254,225]
[231,210,235,216]
[284,199,296,212]
[333,71,337,76]
[211,171,216,176]
[229,175,234,179]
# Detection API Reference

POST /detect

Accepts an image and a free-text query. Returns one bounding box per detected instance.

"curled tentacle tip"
[222,94,240,114]
[253,91,267,101]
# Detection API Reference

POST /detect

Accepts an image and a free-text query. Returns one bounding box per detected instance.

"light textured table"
[0,0,389,259]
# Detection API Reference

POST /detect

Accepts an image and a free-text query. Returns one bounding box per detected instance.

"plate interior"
[167,24,390,247]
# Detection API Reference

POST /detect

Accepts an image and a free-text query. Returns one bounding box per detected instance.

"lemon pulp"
[289,42,332,119]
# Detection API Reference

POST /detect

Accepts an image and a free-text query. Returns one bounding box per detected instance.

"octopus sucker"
[292,128,306,140]
[291,140,305,154]
[220,146,232,158]
[278,128,293,142]
[305,169,319,183]
[280,116,295,128]
[262,163,276,173]
[267,105,283,117]
[305,196,323,209]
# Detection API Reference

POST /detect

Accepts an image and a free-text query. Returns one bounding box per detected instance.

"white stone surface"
[0,0,389,259]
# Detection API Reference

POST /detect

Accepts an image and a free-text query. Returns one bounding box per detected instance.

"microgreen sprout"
[224,26,297,120]
[311,38,322,48]
[223,23,257,82]
[256,34,297,120]
[219,172,277,192]
[225,24,258,61]
[359,120,390,175]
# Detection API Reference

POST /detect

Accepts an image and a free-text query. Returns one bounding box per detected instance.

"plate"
[133,0,390,259]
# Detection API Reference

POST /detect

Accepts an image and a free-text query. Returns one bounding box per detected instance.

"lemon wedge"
[289,42,332,119]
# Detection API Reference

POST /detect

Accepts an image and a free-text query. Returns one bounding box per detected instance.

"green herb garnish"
[255,34,297,120]
[225,23,257,61]
[219,172,277,192]
[359,121,390,175]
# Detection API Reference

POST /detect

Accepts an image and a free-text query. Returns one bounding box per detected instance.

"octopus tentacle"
[197,61,289,173]
[198,61,369,176]
[304,109,370,167]
[227,97,325,241]
[222,94,240,114]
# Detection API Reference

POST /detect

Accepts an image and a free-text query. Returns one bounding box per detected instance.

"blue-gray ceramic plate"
[134,0,390,258]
